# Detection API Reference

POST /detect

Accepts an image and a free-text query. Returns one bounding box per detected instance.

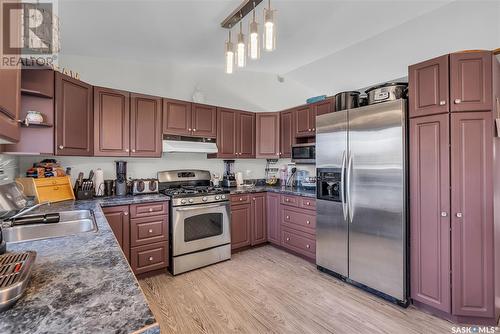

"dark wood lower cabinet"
[102,201,169,276]
[266,192,281,245]
[251,193,267,245]
[230,202,252,250]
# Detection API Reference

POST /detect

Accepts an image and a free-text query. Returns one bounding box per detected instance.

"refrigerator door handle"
[347,153,354,223]
[340,150,347,221]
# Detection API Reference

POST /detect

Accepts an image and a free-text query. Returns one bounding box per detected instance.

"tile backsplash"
[0,154,18,184]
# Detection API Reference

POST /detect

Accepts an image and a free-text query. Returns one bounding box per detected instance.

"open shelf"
[20,88,53,99]
[19,121,53,128]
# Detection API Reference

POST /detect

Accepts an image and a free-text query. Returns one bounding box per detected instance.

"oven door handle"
[175,203,229,211]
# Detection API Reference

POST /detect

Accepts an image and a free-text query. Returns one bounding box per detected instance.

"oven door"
[172,201,230,256]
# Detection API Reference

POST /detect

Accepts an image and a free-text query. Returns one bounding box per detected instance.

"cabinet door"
[237,111,255,158]
[409,55,449,118]
[94,87,130,156]
[410,113,451,312]
[102,205,130,261]
[450,51,492,112]
[231,204,252,250]
[162,99,192,136]
[256,112,280,158]
[266,192,281,245]
[130,93,162,157]
[280,110,294,158]
[216,107,237,158]
[314,98,335,117]
[0,68,20,143]
[295,105,313,136]
[192,103,217,138]
[251,193,267,245]
[55,73,93,156]
[451,112,494,318]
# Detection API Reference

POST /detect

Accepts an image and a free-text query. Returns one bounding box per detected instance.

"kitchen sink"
[2,210,98,243]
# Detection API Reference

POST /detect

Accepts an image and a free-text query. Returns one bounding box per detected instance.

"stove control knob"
[181,199,187,204]
[188,198,194,203]
[202,196,208,202]
[221,195,226,199]
[215,195,221,200]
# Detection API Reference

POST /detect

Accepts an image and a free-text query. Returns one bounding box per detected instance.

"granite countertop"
[0,193,169,334]
[227,185,316,198]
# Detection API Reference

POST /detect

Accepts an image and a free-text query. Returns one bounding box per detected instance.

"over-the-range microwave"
[291,143,315,164]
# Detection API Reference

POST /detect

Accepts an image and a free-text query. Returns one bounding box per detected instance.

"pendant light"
[225,28,234,74]
[263,0,276,52]
[236,21,246,68]
[248,3,260,60]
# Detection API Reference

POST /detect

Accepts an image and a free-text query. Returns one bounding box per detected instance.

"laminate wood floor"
[139,246,454,334]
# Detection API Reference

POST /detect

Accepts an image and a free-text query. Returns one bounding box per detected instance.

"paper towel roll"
[94,168,105,197]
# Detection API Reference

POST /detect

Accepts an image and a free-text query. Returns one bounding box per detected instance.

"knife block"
[76,187,94,200]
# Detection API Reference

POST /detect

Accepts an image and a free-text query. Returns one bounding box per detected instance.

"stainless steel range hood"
[162,136,218,154]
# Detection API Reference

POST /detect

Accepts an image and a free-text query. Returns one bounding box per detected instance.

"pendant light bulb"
[236,21,246,68]
[248,5,260,60]
[225,29,234,74]
[263,0,276,52]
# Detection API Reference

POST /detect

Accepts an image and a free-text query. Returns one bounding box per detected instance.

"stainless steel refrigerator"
[316,99,408,305]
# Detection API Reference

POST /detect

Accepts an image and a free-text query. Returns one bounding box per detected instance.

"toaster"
[131,179,159,195]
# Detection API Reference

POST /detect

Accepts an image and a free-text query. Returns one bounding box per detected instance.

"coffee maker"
[222,160,237,187]
[115,160,128,196]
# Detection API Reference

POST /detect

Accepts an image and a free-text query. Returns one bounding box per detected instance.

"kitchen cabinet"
[0,68,21,143]
[237,111,256,158]
[313,97,335,117]
[55,73,93,156]
[450,111,493,318]
[251,193,267,245]
[102,205,131,261]
[130,93,162,157]
[94,87,130,156]
[266,192,281,245]
[163,99,217,138]
[230,201,252,250]
[211,108,255,159]
[408,55,449,118]
[410,113,451,313]
[256,112,280,158]
[450,51,492,112]
[280,110,294,158]
[295,105,314,137]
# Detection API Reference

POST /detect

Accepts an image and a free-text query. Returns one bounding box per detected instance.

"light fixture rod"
[220,0,264,29]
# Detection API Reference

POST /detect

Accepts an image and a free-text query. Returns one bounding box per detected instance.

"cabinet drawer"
[282,228,316,259]
[130,241,168,275]
[130,215,168,247]
[36,185,75,203]
[34,176,70,187]
[130,201,168,218]
[230,194,250,205]
[281,194,299,207]
[299,197,316,210]
[282,207,316,235]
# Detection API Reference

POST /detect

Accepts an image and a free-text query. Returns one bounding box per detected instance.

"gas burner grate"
[0,251,36,311]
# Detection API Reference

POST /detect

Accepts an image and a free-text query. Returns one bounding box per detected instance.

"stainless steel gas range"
[158,170,231,275]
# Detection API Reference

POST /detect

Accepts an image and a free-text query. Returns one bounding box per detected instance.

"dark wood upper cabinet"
[409,55,449,118]
[102,205,130,262]
[94,86,130,156]
[450,111,494,318]
[450,51,492,112]
[192,103,217,138]
[256,112,280,158]
[55,73,93,156]
[410,113,451,313]
[266,192,281,245]
[313,97,335,117]
[295,105,313,137]
[251,193,267,245]
[21,69,54,98]
[214,107,237,158]
[0,68,21,143]
[237,111,255,158]
[280,110,294,158]
[130,93,162,157]
[231,203,252,250]
[162,99,192,136]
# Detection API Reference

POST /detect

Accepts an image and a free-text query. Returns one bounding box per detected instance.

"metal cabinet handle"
[188,128,192,131]
[239,198,243,201]
[193,129,196,132]
[132,149,136,153]
[308,128,311,131]
[454,99,461,104]
[252,198,256,201]
[58,145,64,149]
[286,237,290,241]
[306,244,310,249]
[456,212,463,218]
[286,215,290,219]
[441,212,448,217]
[148,229,153,233]
[149,208,153,212]
[285,198,289,202]
[124,212,128,216]
[125,149,130,152]
[306,220,310,225]
[148,256,154,261]
[306,201,310,205]
[439,101,446,106]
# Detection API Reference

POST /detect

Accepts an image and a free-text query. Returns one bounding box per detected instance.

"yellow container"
[16,176,75,203]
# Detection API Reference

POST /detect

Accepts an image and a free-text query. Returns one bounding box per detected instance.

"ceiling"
[59,0,455,75]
